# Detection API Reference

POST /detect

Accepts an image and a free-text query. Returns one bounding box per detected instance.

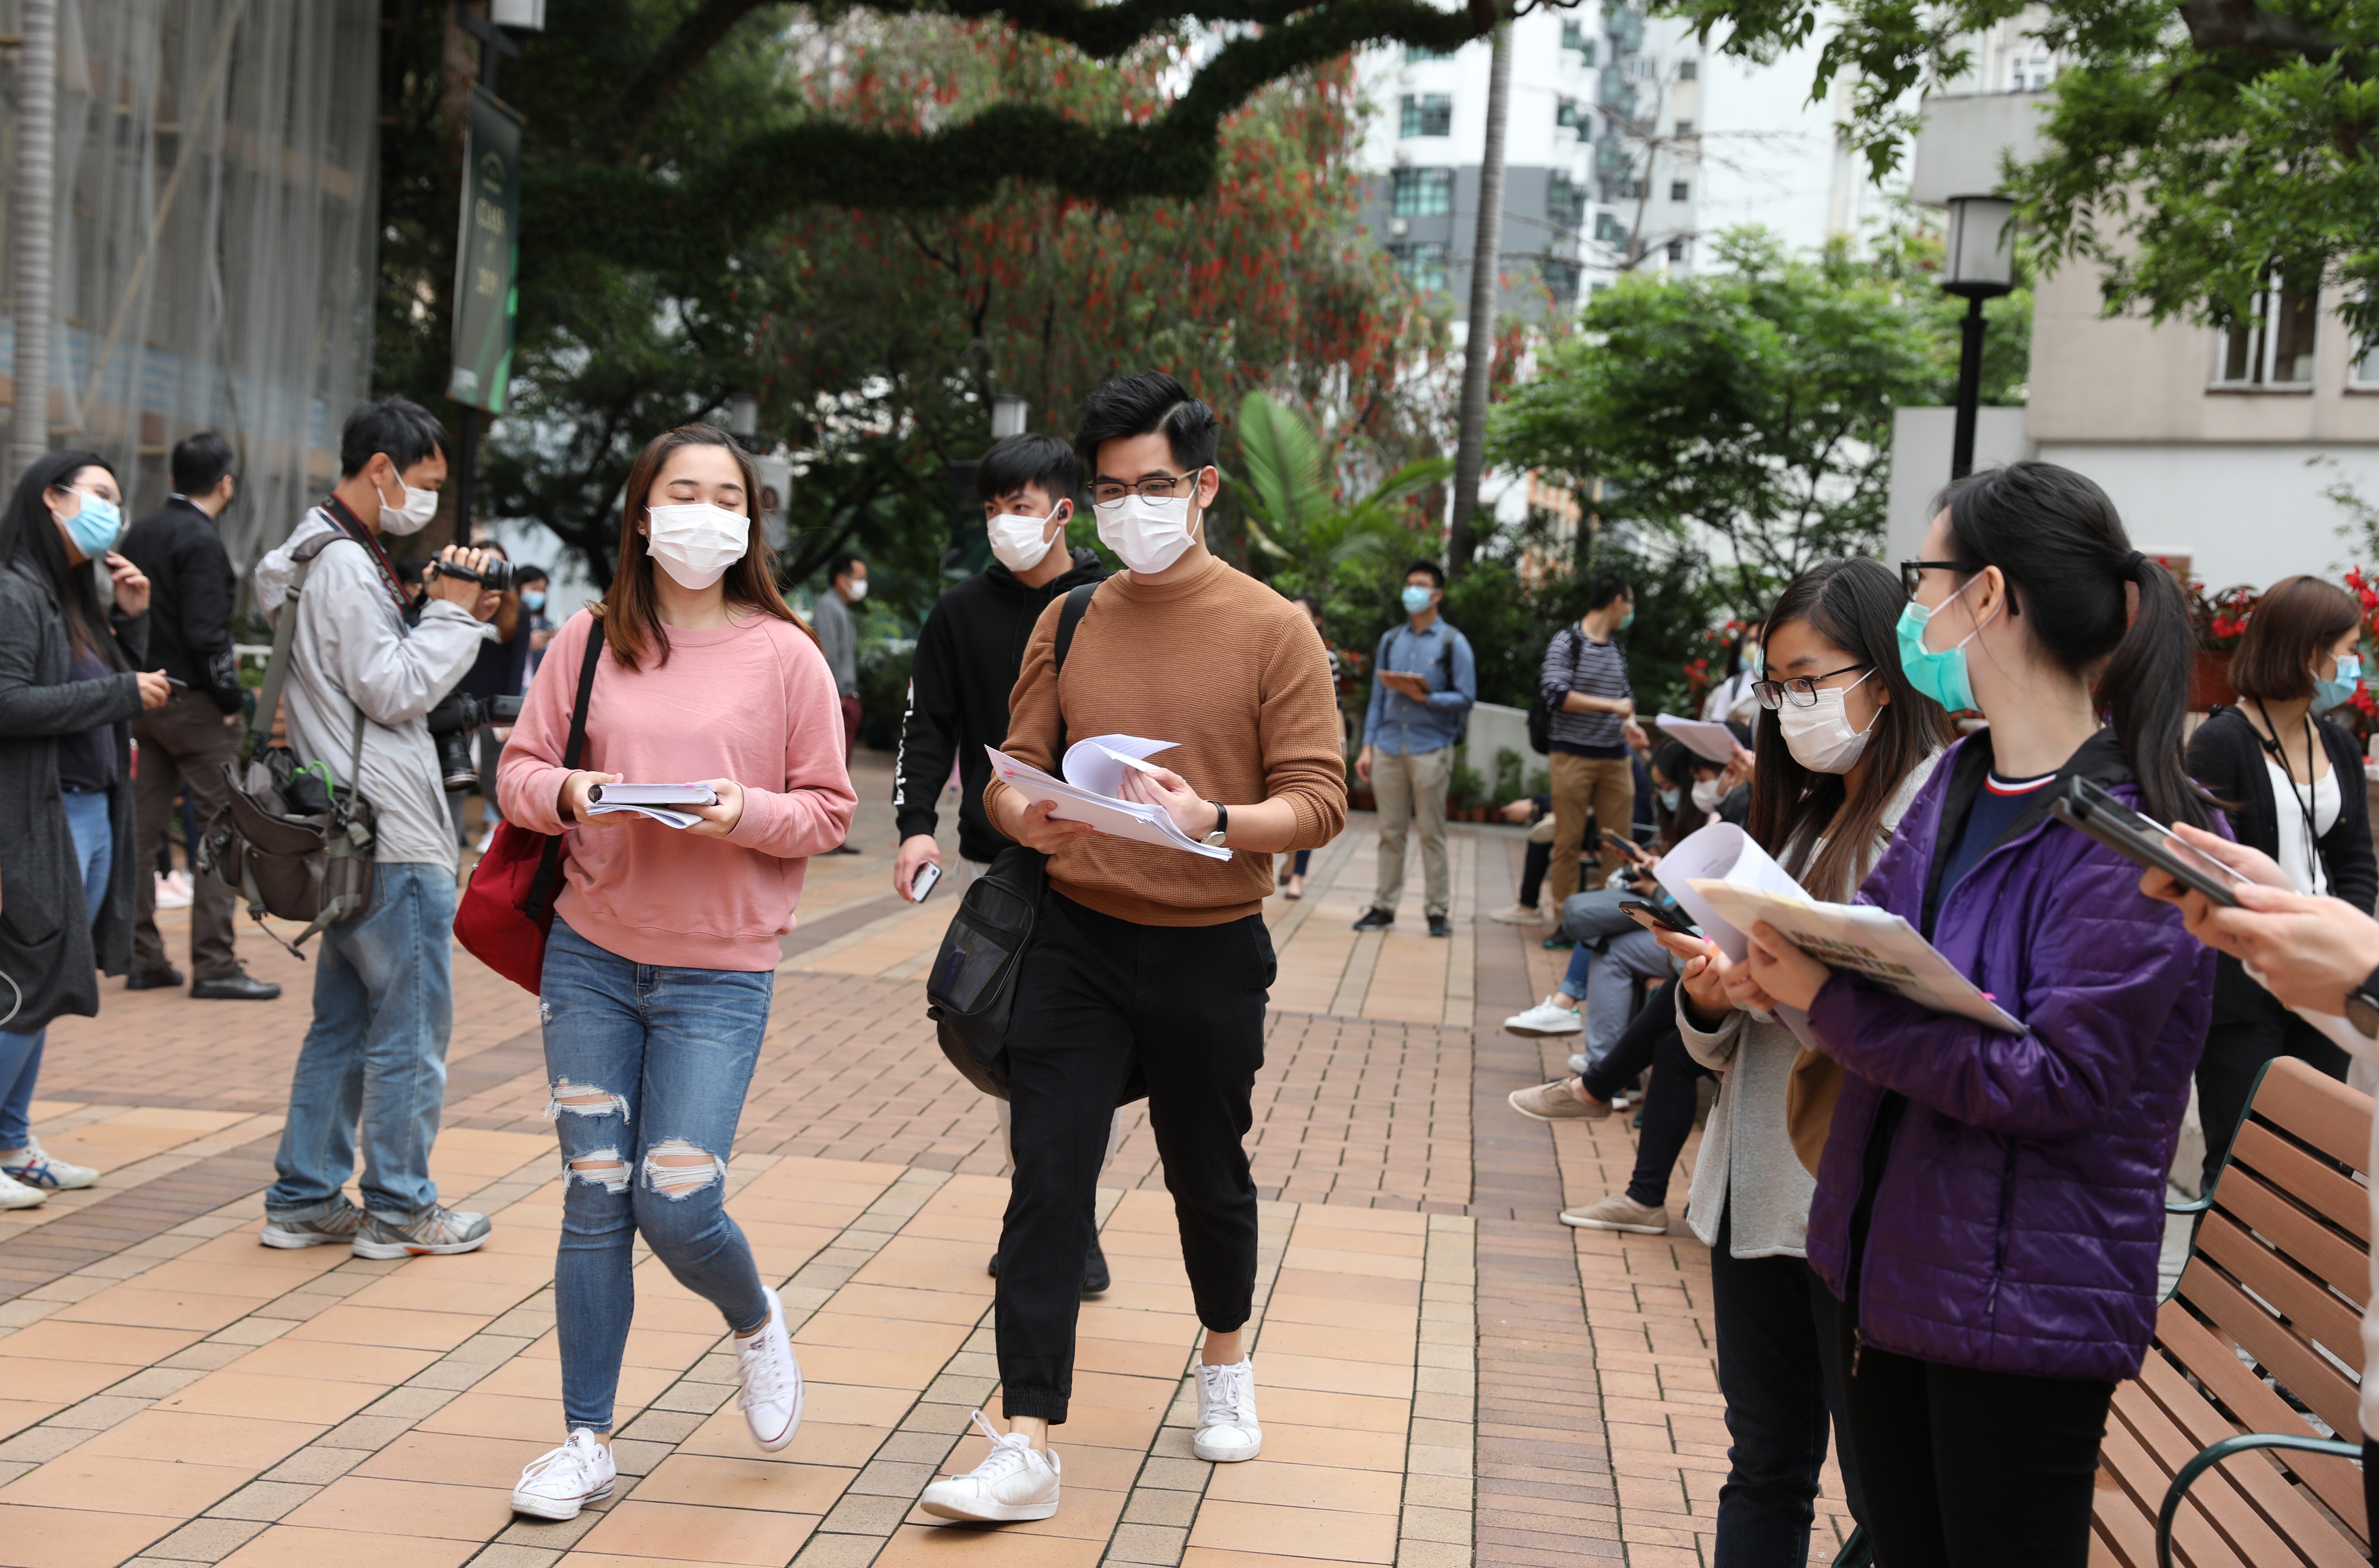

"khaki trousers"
[1548,752,1637,908]
[1371,745,1453,918]
[130,694,241,980]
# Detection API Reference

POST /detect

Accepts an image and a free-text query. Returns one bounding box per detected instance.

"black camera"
[428,556,522,593]
[426,691,524,789]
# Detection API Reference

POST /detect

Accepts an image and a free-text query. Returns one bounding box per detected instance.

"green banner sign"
[447,87,521,414]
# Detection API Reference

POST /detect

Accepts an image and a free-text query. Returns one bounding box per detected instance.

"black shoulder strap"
[1050,581,1096,774]
[524,629,602,920]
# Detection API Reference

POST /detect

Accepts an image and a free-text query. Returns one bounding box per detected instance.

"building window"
[1667,238,1687,261]
[1391,167,1455,218]
[2213,282,2318,389]
[1669,180,1690,202]
[1595,212,1629,246]
[1548,173,1586,229]
[2009,55,2052,91]
[1400,95,1453,137]
[2354,339,2379,389]
[1556,98,1582,131]
[1679,60,1699,81]
[1542,259,1583,304]
[1388,241,1450,294]
[1561,20,1583,50]
[1404,44,1454,63]
[1674,118,1695,136]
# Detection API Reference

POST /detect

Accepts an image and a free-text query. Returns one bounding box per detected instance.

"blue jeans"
[543,918,773,1433]
[265,861,457,1221]
[0,791,112,1148]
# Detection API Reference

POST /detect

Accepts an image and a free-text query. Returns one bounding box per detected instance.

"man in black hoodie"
[891,431,1111,1290]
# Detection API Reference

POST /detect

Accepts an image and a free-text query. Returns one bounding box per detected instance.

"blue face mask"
[2313,653,2362,714]
[1894,576,1993,714]
[1656,787,1680,813]
[1619,608,1636,631]
[58,492,121,560]
[1401,585,1434,615]
[520,590,547,612]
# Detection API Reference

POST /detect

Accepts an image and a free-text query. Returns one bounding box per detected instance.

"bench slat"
[2229,1120,2371,1246]
[2242,1058,2373,1178]
[2154,1297,2370,1531]
[2193,1213,2367,1395]
[2097,1412,2296,1568]
[2218,1163,2371,1314]
[2178,1258,2362,1452]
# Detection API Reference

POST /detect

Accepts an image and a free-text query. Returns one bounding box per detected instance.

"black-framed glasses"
[1089,468,1206,506]
[1900,559,1982,600]
[1752,663,1870,710]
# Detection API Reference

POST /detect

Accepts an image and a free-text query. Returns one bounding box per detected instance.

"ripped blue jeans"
[542,918,773,1433]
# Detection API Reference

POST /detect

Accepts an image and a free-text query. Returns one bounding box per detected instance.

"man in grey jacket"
[250,398,501,1260]
[812,549,864,852]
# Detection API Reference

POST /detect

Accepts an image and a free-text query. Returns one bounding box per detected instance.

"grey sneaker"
[261,1197,364,1249]
[1508,1079,1612,1122]
[353,1203,491,1259]
[1560,1193,1668,1233]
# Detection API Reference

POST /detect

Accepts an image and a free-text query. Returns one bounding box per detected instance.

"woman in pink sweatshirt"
[494,424,855,1521]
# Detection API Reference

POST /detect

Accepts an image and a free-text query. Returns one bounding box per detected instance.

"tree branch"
[616,0,778,152]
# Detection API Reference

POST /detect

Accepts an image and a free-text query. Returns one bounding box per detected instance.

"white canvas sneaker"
[0,1169,47,1210]
[735,1286,803,1451]
[510,1429,615,1521]
[918,1410,1062,1522]
[2,1136,97,1191]
[1503,996,1585,1036]
[1192,1358,1262,1462]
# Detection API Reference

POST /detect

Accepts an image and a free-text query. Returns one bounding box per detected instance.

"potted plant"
[2183,576,2256,710]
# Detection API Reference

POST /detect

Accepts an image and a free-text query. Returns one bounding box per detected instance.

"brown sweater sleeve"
[1261,614,1349,851]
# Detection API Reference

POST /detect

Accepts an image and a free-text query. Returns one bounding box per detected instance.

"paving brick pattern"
[3,751,1840,1566]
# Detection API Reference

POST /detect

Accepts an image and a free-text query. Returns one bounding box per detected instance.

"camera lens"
[477,558,517,593]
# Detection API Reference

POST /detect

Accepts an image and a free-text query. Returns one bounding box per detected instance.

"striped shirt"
[1539,624,1632,757]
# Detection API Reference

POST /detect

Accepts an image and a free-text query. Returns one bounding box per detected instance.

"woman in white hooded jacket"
[1653,558,1949,1565]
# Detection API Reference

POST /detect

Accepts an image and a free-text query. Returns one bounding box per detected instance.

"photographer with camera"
[249,398,502,1259]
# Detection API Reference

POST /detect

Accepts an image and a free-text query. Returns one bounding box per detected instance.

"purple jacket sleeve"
[1805,849,2207,1141]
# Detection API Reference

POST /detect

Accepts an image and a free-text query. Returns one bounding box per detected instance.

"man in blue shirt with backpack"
[1353,561,1476,937]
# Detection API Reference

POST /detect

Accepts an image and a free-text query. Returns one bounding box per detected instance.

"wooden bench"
[2090,1055,2371,1567]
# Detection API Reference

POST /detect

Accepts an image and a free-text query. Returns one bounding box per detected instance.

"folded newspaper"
[984,735,1232,861]
[1653,822,2023,1033]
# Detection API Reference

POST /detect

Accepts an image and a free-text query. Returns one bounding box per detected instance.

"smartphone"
[909,862,943,904]
[2048,775,2243,907]
[1601,829,1646,862]
[166,675,189,690]
[1619,898,1700,938]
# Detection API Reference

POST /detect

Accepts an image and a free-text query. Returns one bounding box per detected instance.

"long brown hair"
[594,424,813,668]
[1748,557,1954,902]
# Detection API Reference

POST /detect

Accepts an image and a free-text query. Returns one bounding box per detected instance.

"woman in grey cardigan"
[1655,558,1948,1564]
[0,451,172,1208]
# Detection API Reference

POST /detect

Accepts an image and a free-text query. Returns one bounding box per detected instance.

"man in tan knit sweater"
[917,373,1346,1525]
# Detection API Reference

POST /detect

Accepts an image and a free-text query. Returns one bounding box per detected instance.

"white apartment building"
[1885,30,2379,592]
[1351,5,1885,321]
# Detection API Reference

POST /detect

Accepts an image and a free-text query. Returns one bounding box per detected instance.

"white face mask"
[1691,777,1725,814]
[1095,486,1200,576]
[988,510,1061,573]
[1776,669,1879,775]
[645,501,750,590]
[843,576,867,603]
[377,472,440,536]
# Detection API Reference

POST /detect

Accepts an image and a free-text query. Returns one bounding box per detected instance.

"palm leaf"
[1237,390,1329,537]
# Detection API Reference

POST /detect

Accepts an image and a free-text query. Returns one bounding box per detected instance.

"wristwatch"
[2346,962,2379,1040]
[1204,801,1229,847]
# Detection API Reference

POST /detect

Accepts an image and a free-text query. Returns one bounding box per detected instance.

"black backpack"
[926,581,1096,1099]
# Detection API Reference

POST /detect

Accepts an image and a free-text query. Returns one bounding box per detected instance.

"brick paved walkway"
[0,754,1858,1567]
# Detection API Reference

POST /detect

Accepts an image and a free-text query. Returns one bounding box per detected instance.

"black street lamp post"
[1941,195,2016,481]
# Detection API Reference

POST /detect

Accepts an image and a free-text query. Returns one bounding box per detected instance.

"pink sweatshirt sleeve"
[496,612,591,835]
[723,624,857,858]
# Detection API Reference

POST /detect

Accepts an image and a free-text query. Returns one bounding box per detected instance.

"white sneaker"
[154,871,193,911]
[1503,996,1585,1037]
[1192,1358,1262,1462]
[510,1429,615,1520]
[3,1137,97,1192]
[0,1169,47,1210]
[1566,1052,1589,1076]
[1487,903,1548,925]
[919,1410,1062,1522]
[735,1286,802,1451]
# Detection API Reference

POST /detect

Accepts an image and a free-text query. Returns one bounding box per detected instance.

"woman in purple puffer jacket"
[1724,463,2219,1568]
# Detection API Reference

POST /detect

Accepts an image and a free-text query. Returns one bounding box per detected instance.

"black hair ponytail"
[1939,461,2209,828]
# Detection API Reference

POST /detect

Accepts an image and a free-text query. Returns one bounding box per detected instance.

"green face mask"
[1618,608,1635,632]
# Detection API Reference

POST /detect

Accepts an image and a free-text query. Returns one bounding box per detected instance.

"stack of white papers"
[1654,714,1744,764]
[1655,822,2022,1033]
[984,734,1232,861]
[582,782,715,830]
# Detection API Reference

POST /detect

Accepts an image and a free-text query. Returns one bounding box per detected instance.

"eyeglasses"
[1089,468,1206,506]
[1900,559,1982,600]
[1752,663,1869,709]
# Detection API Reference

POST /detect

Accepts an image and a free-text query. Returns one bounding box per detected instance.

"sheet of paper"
[987,741,1231,861]
[1652,822,1807,961]
[1688,880,2025,1033]
[1655,713,1744,764]
[589,782,718,807]
[1059,734,1179,800]
[583,801,701,830]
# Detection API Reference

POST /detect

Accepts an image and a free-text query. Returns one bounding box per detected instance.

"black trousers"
[1517,838,1551,908]
[2196,1006,2347,1192]
[1580,982,1713,1210]
[1838,1318,2114,1568]
[1708,1205,1867,1566]
[996,892,1273,1424]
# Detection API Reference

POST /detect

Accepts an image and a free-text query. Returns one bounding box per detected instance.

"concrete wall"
[1465,701,1550,788]
[1884,406,2037,567]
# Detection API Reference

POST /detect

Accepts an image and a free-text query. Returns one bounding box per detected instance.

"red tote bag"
[454,636,601,994]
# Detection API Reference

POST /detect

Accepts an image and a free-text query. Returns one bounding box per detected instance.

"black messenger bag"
[925,581,1096,1097]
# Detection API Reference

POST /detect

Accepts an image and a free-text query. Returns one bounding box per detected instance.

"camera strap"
[247,531,371,794]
